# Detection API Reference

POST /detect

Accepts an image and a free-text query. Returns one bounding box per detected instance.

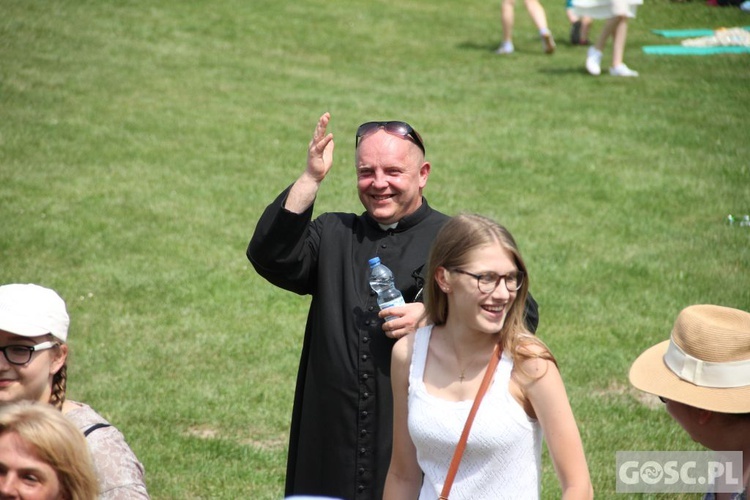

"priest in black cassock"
[247,113,539,500]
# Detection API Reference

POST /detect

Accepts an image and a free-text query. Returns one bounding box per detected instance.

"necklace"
[445,329,495,384]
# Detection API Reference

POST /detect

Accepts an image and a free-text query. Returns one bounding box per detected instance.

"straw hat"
[629,304,750,414]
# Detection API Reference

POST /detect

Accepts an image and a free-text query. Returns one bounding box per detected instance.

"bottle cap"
[368,257,381,267]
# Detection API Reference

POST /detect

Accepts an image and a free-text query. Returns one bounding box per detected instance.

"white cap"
[0,284,69,342]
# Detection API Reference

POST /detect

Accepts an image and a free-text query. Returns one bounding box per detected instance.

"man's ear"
[419,161,431,188]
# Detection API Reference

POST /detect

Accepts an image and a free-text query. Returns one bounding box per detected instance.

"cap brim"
[629,340,750,413]
[0,316,51,338]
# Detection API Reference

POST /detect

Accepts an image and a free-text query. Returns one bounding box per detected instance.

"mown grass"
[1,0,748,498]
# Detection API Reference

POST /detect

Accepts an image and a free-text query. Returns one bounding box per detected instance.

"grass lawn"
[1,0,748,498]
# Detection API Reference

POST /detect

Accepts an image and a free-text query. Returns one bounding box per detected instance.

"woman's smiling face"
[444,243,519,335]
[0,331,66,406]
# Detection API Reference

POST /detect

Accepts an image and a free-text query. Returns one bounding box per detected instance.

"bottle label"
[380,296,405,322]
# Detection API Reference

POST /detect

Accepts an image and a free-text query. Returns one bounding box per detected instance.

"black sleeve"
[523,292,540,334]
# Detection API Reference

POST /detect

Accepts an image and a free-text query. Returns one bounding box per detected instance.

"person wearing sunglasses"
[248,113,540,500]
[385,214,591,499]
[0,283,149,499]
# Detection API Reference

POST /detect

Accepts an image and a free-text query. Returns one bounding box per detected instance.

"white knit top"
[407,325,542,500]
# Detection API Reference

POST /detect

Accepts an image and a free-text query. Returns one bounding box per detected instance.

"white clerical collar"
[378,222,399,231]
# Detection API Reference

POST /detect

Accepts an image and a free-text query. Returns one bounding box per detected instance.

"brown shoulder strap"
[439,341,503,500]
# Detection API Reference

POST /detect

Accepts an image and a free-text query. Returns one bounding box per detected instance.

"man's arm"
[246,113,334,294]
[284,112,334,214]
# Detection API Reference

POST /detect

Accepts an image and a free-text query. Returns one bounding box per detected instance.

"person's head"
[629,305,750,449]
[354,121,430,225]
[0,401,98,500]
[424,214,530,343]
[0,285,70,409]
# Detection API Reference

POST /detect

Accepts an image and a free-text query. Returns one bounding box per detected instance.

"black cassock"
[247,186,538,500]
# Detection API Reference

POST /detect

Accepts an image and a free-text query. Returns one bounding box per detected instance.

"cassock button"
[358,484,365,492]
[380,243,387,249]
[362,373,369,380]
[361,354,368,361]
[361,411,368,418]
[363,336,370,343]
[363,392,370,398]
[359,467,366,475]
[360,429,368,437]
[360,447,367,455]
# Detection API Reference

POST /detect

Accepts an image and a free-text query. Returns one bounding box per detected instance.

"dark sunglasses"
[355,121,426,155]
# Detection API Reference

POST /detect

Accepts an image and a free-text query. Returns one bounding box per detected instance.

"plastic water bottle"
[368,257,405,322]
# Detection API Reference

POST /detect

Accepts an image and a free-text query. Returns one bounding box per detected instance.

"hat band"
[664,338,750,388]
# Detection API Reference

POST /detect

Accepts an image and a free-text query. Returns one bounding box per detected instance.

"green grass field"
[1,0,748,498]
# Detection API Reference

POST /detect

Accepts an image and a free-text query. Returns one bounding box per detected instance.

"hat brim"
[0,316,51,338]
[629,340,750,413]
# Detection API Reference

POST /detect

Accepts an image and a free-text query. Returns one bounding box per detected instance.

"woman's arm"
[383,335,422,499]
[518,355,593,500]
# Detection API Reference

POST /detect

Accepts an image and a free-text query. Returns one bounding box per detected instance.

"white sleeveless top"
[407,325,542,500]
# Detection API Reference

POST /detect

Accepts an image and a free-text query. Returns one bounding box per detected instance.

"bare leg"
[566,8,579,23]
[611,16,628,67]
[501,0,516,43]
[524,0,550,31]
[594,16,618,52]
[581,16,593,42]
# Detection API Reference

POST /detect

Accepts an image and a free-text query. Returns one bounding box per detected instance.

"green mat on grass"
[642,45,750,55]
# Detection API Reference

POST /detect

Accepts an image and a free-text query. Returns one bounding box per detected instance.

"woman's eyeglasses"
[0,341,58,366]
[450,269,524,294]
[355,121,425,155]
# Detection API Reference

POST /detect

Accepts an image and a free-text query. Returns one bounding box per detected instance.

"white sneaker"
[495,42,514,55]
[609,63,639,77]
[586,47,602,76]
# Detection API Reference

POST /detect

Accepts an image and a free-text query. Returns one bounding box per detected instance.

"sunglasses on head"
[355,121,426,155]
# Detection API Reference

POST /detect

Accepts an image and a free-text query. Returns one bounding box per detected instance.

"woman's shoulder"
[393,325,433,363]
[63,401,110,428]
[511,335,559,381]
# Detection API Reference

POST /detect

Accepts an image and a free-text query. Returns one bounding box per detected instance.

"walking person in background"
[573,0,642,76]
[384,214,591,499]
[0,283,150,499]
[629,305,750,499]
[495,0,556,55]
[566,0,593,45]
[247,114,540,499]
[0,401,99,499]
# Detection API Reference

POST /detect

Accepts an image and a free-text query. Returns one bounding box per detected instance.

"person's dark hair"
[423,213,556,368]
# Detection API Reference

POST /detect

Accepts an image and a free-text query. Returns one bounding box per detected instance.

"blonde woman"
[384,214,592,499]
[0,401,98,499]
